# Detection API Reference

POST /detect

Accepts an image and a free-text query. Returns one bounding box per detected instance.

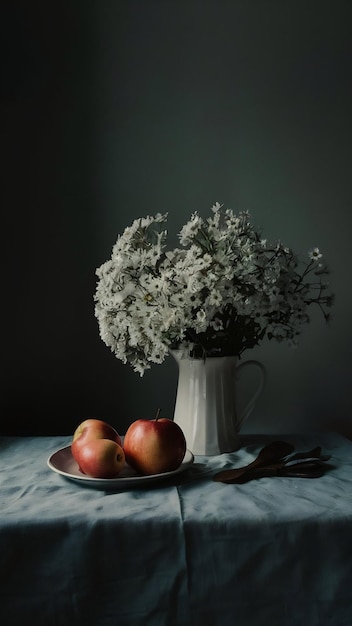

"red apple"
[71,418,122,462]
[76,438,125,478]
[123,414,187,475]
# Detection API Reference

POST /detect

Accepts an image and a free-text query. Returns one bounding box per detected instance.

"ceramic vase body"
[172,352,266,455]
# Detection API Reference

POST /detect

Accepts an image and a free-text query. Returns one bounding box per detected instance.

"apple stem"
[155,408,162,421]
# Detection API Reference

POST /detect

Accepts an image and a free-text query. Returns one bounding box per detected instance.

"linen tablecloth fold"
[0,436,189,626]
[177,434,352,626]
[1,433,352,626]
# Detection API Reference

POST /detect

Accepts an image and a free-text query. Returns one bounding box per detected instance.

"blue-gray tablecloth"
[1,432,352,626]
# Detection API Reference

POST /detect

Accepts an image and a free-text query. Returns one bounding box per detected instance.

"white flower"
[210,317,224,331]
[309,247,323,261]
[94,204,334,375]
[195,309,208,332]
[178,213,204,245]
[208,290,223,306]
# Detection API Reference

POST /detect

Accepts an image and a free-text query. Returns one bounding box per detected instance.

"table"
[1,432,352,626]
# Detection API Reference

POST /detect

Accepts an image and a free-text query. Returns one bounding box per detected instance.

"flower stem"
[155,408,162,421]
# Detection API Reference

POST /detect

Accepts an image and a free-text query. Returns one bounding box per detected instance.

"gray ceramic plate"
[47,445,194,489]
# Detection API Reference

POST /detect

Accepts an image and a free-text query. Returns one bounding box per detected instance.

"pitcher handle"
[236,360,266,430]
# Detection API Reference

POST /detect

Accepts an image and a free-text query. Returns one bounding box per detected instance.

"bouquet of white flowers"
[94,203,334,375]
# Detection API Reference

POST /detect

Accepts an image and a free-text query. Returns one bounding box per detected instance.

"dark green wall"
[2,1,351,436]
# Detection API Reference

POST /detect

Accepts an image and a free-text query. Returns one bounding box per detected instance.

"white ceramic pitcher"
[172,351,266,455]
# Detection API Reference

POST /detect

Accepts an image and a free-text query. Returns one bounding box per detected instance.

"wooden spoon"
[213,440,295,483]
[229,463,328,483]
